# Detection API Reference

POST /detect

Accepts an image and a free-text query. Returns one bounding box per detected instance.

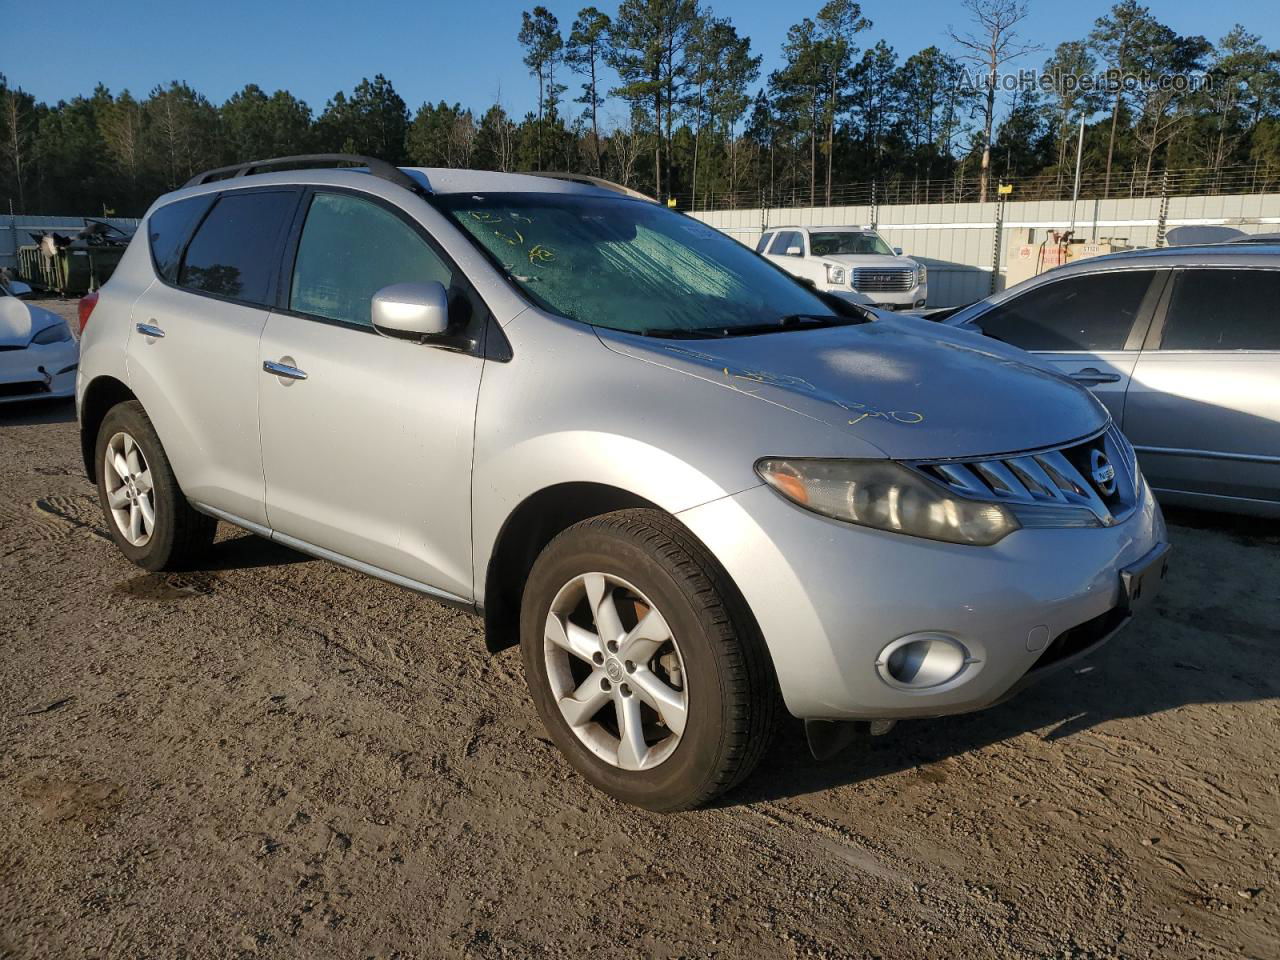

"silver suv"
[76,156,1169,810]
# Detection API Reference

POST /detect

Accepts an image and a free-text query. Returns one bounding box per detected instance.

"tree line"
[2,0,1278,217]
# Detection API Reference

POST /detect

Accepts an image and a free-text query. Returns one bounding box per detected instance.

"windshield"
[438,192,845,336]
[809,231,893,257]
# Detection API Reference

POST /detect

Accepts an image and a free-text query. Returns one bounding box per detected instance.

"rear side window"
[148,195,214,283]
[1160,269,1280,350]
[178,190,297,305]
[755,233,773,253]
[289,192,454,329]
[975,270,1154,351]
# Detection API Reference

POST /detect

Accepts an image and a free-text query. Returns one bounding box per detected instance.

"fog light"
[877,634,971,690]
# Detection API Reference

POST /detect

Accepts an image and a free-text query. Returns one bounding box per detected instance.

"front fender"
[469,308,877,602]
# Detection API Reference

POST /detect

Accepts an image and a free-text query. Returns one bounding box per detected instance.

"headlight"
[31,322,72,345]
[756,458,1019,546]
[825,263,846,285]
[916,264,928,285]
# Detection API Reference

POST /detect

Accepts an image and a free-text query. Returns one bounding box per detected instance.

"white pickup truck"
[756,225,927,310]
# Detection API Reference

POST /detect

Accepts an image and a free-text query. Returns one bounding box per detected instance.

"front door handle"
[1069,367,1121,385]
[263,359,308,381]
[135,322,165,339]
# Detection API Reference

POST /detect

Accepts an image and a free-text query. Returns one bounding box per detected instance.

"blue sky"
[4,0,1274,124]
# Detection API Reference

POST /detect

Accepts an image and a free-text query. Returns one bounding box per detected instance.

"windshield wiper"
[637,314,861,339]
[637,327,732,339]
[696,315,861,337]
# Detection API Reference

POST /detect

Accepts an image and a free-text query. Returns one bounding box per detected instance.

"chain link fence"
[673,163,1280,212]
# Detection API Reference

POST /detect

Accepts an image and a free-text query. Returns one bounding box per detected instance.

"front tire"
[520,509,777,811]
[94,400,216,571]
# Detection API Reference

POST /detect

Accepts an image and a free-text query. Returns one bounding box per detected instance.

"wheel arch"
[482,482,654,652]
[79,375,138,482]
[481,482,768,668]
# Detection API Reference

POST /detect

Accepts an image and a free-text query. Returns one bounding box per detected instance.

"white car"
[0,278,79,403]
[756,226,927,310]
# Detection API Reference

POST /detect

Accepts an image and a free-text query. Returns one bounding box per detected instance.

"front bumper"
[854,282,926,310]
[677,479,1166,720]
[0,341,78,404]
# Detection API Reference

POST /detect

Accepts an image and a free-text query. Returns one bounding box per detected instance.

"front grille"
[0,380,49,398]
[910,425,1139,526]
[850,267,916,292]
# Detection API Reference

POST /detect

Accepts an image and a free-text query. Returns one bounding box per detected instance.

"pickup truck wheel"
[520,509,777,811]
[95,401,215,571]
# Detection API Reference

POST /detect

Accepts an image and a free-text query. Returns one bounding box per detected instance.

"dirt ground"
[1,305,1277,959]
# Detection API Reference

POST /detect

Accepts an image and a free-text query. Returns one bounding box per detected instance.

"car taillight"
[78,290,99,334]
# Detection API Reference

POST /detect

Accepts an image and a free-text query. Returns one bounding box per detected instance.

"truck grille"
[909,425,1139,526]
[850,267,916,292]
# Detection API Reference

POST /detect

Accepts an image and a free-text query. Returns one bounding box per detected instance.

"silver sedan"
[943,245,1280,517]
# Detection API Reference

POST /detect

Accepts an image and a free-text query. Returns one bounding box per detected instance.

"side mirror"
[371,282,450,341]
[893,247,903,256]
[785,245,802,256]
[6,280,33,298]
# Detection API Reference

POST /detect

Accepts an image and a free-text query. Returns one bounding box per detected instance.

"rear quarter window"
[147,195,215,283]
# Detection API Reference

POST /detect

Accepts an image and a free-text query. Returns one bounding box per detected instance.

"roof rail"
[183,154,428,196]
[524,171,656,203]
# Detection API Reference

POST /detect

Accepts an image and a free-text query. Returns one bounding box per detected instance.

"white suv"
[757,225,927,310]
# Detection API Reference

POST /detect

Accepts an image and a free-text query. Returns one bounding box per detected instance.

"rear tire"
[94,400,215,571]
[520,508,777,811]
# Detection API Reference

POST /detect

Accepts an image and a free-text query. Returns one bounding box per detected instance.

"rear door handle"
[263,359,308,381]
[135,322,165,339]
[1069,367,1121,385]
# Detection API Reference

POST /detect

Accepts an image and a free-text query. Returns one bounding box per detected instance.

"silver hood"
[598,320,1109,460]
[824,253,917,271]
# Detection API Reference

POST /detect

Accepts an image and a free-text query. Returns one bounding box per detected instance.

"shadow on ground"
[0,397,75,426]
[202,531,312,572]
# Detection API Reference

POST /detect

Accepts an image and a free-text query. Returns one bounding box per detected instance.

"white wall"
[689,193,1280,307]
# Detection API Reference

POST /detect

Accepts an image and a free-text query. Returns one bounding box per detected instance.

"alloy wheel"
[543,572,688,771]
[103,431,156,547]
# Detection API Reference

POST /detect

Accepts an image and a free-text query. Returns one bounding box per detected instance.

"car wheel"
[95,400,216,571]
[520,508,778,811]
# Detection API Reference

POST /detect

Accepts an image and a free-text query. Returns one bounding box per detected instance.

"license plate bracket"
[1120,542,1171,613]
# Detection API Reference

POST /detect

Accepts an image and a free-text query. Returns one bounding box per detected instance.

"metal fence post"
[991,193,1006,295]
[1155,170,1171,248]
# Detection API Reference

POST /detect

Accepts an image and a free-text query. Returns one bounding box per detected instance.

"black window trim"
[155,185,304,311]
[274,184,492,357]
[968,266,1169,354]
[1145,265,1280,353]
